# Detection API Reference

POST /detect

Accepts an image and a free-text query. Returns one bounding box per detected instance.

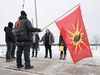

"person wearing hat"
[4,22,16,62]
[14,11,43,69]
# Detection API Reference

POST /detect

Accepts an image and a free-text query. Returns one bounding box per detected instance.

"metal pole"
[34,0,38,28]
[32,18,34,27]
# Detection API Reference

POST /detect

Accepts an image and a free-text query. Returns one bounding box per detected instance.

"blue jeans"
[16,42,31,67]
[6,42,13,60]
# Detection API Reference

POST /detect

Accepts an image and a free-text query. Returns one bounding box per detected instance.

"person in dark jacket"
[14,11,43,69]
[40,29,54,59]
[4,22,16,62]
[32,32,40,57]
[59,33,67,60]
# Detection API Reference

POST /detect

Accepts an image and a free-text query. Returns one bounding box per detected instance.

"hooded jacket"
[4,27,15,43]
[14,15,41,42]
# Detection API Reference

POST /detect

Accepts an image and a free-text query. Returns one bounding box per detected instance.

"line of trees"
[92,35,100,50]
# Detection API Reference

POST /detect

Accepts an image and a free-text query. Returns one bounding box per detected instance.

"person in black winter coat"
[14,11,43,69]
[59,33,67,60]
[32,32,40,57]
[4,22,16,62]
[40,29,55,59]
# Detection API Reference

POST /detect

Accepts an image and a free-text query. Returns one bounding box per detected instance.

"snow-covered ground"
[0,46,100,75]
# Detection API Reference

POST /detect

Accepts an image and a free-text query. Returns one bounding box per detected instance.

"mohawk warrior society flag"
[56,6,93,64]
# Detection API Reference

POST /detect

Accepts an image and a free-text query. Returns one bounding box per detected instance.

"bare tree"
[92,35,100,50]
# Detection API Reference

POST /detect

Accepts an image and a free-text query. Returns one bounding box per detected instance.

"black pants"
[16,42,31,67]
[32,43,38,56]
[61,47,67,56]
[11,43,16,58]
[45,43,52,58]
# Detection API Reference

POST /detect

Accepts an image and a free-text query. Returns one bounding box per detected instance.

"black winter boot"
[32,52,34,57]
[35,52,37,57]
[25,65,33,69]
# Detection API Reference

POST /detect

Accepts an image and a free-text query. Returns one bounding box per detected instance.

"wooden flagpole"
[42,3,81,30]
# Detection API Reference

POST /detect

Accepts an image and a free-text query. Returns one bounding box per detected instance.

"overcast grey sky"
[0,0,100,44]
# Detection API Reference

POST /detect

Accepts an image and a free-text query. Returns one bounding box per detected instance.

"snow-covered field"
[0,46,100,64]
[0,46,100,57]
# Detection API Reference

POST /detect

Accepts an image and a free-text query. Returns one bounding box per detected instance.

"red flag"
[56,6,93,64]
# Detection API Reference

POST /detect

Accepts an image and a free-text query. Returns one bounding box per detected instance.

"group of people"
[4,11,67,69]
[31,29,55,59]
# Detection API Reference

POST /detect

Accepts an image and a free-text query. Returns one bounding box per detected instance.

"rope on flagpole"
[42,3,81,30]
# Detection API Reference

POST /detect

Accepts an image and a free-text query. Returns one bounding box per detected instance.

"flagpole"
[34,0,38,28]
[32,18,34,26]
[42,3,81,30]
[22,0,25,10]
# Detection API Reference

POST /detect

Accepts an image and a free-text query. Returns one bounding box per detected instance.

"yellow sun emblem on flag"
[63,18,89,53]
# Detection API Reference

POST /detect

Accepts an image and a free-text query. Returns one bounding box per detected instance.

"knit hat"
[8,22,13,29]
[21,11,27,16]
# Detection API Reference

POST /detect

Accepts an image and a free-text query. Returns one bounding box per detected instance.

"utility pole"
[32,18,34,27]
